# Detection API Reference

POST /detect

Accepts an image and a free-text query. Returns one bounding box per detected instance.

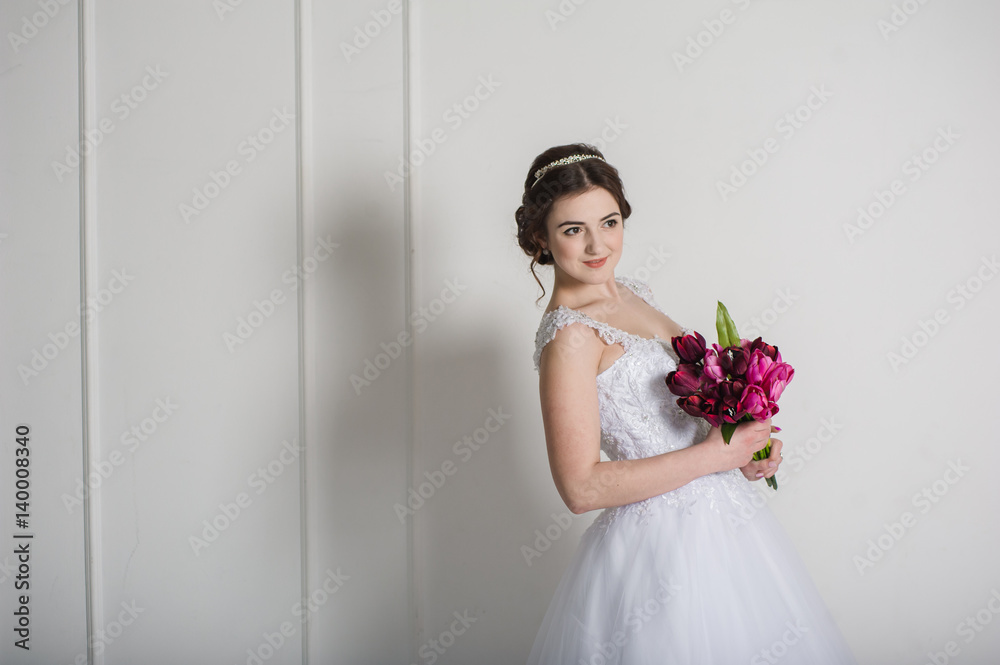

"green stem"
[761,438,778,491]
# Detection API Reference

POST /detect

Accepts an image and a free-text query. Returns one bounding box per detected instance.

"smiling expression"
[542,187,623,284]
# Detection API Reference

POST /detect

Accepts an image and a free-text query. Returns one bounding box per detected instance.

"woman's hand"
[739,427,783,482]
[702,419,774,473]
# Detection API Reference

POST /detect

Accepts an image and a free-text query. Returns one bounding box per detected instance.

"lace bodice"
[527,278,858,665]
[532,276,756,526]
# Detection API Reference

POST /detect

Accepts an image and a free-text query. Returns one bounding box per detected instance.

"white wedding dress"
[527,276,857,665]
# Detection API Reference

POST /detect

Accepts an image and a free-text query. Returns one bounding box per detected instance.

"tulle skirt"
[526,474,858,665]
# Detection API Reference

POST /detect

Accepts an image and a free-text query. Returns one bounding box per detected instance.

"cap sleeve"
[532,308,622,372]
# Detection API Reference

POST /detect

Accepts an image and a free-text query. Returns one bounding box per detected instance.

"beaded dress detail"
[526,276,857,664]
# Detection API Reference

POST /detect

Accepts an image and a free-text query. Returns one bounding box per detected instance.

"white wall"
[1,1,998,664]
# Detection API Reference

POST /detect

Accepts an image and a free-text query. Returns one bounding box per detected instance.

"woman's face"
[542,187,623,284]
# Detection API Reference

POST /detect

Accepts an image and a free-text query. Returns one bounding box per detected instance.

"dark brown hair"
[514,143,632,304]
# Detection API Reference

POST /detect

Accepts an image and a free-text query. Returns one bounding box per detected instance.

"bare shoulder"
[537,320,604,380]
[658,311,687,339]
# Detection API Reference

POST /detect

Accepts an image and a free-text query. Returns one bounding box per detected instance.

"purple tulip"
[699,380,721,401]
[716,379,746,410]
[745,349,774,385]
[672,330,707,364]
[665,364,702,397]
[721,408,743,424]
[676,395,703,418]
[703,347,726,383]
[738,384,771,419]
[766,401,780,419]
[719,346,749,377]
[749,337,782,363]
[762,363,794,402]
[664,323,793,454]
[678,395,723,427]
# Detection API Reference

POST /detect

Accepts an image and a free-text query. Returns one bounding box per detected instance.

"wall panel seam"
[403,0,416,661]
[295,0,309,663]
[77,1,98,664]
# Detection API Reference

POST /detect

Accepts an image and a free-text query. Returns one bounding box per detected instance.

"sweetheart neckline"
[537,306,677,379]
[593,333,676,379]
[535,277,690,378]
[543,277,690,340]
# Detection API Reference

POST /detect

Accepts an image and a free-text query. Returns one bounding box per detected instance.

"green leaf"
[716,301,741,348]
[720,422,737,444]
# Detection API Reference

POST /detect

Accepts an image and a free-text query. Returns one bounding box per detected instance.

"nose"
[585,233,604,255]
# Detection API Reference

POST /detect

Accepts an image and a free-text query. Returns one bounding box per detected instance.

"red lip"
[583,257,607,268]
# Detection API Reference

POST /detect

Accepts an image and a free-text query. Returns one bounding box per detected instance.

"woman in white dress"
[515,144,858,664]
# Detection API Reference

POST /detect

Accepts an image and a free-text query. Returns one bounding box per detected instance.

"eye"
[604,219,618,228]
[563,227,581,236]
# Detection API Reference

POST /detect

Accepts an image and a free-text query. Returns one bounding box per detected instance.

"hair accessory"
[531,154,604,188]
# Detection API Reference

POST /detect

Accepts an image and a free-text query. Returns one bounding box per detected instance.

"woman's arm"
[538,322,775,514]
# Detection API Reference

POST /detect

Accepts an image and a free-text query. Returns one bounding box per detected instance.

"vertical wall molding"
[77,1,98,663]
[295,0,310,663]
[402,0,416,662]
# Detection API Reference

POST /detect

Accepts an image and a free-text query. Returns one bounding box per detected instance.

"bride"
[516,144,858,664]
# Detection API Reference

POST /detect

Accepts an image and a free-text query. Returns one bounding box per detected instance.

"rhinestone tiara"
[531,154,605,188]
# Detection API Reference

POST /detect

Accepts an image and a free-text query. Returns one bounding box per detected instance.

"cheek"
[553,233,578,251]
[609,230,624,250]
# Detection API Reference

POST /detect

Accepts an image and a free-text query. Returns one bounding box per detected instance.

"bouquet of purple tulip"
[665,302,794,490]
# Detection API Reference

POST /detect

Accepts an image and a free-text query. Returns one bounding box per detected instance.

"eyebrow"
[556,212,620,228]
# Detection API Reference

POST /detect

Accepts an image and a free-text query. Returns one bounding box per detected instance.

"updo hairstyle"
[514,143,631,303]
